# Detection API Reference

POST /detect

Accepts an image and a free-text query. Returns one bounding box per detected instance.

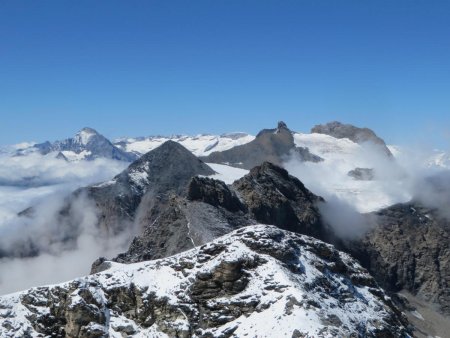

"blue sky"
[1,0,449,149]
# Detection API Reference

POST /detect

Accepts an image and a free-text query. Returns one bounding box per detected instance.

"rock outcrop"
[201,121,322,169]
[348,167,375,181]
[349,202,450,316]
[0,225,411,338]
[233,162,329,239]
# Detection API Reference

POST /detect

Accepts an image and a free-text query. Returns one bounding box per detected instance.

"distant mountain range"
[7,121,449,170]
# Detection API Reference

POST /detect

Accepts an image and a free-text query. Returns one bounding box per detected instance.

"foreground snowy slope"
[0,225,409,337]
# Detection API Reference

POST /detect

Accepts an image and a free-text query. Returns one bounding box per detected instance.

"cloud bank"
[284,142,450,238]
[0,154,130,294]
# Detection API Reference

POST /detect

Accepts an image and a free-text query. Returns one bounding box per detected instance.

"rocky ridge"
[349,202,450,316]
[112,161,330,264]
[0,225,411,338]
[201,122,322,169]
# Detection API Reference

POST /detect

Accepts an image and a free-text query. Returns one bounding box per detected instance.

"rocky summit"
[75,140,216,235]
[111,161,329,264]
[0,225,410,338]
[311,121,393,157]
[201,121,322,169]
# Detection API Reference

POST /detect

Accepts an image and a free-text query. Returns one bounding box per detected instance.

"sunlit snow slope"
[115,133,255,157]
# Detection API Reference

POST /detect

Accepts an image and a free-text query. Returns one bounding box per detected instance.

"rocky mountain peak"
[201,122,321,169]
[276,120,288,132]
[311,121,393,157]
[233,162,328,239]
[78,141,216,235]
[122,140,215,195]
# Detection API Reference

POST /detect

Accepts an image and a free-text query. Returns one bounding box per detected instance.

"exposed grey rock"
[232,162,330,240]
[311,121,393,157]
[201,122,322,169]
[348,167,375,180]
[113,195,253,263]
[187,176,246,213]
[113,161,330,264]
[348,202,450,316]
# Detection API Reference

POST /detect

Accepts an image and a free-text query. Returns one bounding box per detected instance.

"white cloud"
[0,153,130,295]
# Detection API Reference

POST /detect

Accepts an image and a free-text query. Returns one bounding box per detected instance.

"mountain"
[0,225,410,337]
[29,127,137,161]
[2,124,450,336]
[114,132,256,157]
[291,130,405,213]
[74,140,216,235]
[349,202,450,316]
[200,121,322,169]
[3,141,216,259]
[111,161,330,264]
[311,121,393,157]
[232,162,328,238]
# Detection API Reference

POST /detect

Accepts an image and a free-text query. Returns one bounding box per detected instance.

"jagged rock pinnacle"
[277,121,288,131]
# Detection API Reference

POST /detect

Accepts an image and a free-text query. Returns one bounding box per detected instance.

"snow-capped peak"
[74,127,99,145]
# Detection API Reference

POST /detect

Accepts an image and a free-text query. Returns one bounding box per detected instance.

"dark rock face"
[187,176,246,213]
[114,162,329,264]
[1,225,412,338]
[33,127,137,161]
[81,140,216,234]
[113,195,253,263]
[201,121,322,169]
[233,162,328,239]
[348,167,375,180]
[349,202,450,315]
[311,121,392,157]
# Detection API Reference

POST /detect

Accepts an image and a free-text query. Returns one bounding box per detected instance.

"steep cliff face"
[232,162,328,239]
[0,225,410,338]
[349,203,450,316]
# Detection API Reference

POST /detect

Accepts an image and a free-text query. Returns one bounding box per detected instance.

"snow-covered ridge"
[0,225,409,337]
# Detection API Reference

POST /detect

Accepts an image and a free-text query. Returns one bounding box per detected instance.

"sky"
[1,0,449,149]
